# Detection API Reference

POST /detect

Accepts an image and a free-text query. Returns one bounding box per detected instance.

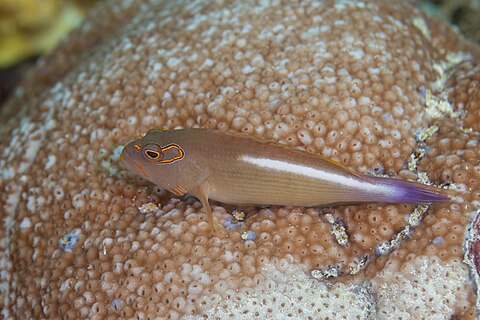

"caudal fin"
[366,175,451,204]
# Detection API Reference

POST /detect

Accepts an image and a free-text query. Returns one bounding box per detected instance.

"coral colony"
[1,0,479,318]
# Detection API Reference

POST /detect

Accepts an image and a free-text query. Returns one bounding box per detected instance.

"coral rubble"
[1,0,479,318]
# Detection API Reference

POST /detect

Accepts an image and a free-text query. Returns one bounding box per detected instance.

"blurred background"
[419,0,480,43]
[0,0,98,108]
[0,0,478,110]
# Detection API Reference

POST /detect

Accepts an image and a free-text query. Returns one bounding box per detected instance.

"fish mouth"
[119,148,130,169]
[120,145,130,161]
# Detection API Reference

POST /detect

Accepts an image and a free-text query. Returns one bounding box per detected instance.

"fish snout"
[119,146,131,167]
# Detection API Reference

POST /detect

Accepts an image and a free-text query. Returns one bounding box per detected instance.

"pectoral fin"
[190,181,224,234]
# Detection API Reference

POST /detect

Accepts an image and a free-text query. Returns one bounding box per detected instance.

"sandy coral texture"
[1,0,480,319]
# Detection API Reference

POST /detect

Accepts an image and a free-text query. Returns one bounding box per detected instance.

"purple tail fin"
[366,175,450,204]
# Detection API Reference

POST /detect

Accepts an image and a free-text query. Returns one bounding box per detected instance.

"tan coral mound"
[1,0,479,319]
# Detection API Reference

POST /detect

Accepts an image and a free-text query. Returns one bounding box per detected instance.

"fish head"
[120,129,185,187]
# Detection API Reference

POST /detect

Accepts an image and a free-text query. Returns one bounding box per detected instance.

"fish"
[120,128,450,232]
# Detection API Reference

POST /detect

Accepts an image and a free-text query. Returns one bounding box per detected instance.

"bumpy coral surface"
[1,0,479,318]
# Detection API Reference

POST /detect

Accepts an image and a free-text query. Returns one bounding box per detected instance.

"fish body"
[120,128,449,229]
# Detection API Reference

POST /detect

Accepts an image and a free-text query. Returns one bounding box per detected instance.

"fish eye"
[143,143,163,162]
[145,150,161,159]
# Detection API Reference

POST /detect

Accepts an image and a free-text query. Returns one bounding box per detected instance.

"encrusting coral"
[1,0,479,318]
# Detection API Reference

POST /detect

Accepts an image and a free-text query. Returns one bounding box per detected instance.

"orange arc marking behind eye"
[133,144,141,151]
[160,144,185,163]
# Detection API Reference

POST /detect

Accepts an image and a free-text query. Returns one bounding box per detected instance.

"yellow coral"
[0,0,94,67]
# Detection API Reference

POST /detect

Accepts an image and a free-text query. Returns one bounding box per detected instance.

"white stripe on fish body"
[240,155,394,200]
